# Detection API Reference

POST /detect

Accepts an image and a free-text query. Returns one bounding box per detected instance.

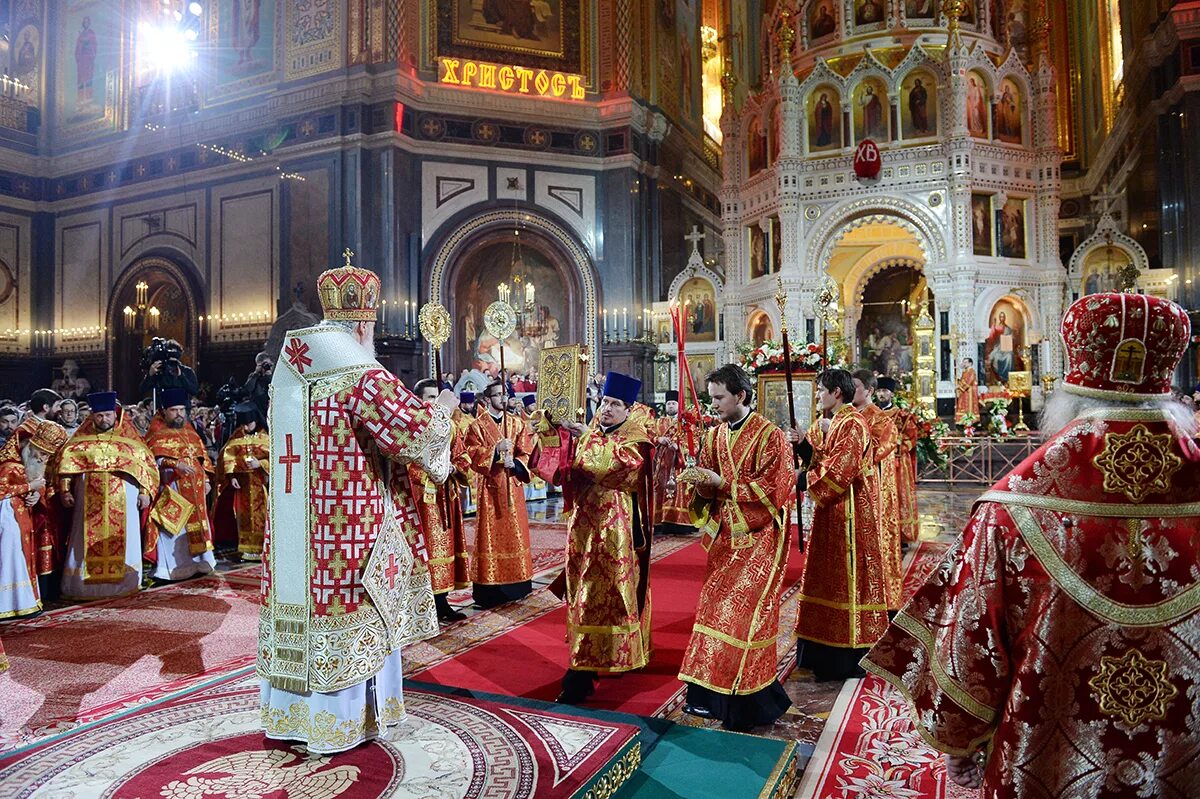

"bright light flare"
[138,21,197,75]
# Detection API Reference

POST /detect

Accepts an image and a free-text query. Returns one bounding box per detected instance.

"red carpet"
[794,539,978,799]
[415,539,806,718]
[0,568,261,753]
[0,670,641,799]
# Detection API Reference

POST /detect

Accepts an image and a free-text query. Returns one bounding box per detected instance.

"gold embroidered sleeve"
[807,418,867,506]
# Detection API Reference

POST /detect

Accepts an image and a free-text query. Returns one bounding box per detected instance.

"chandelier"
[496,221,544,339]
[122,280,160,334]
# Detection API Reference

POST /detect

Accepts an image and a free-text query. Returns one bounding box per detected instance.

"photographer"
[242,351,272,417]
[139,338,199,405]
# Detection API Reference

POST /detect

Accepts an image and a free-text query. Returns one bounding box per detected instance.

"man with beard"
[865,292,1200,796]
[259,256,455,753]
[0,419,67,618]
[0,405,21,448]
[58,392,159,600]
[540,372,655,705]
[145,388,216,581]
[461,379,535,608]
[678,365,794,731]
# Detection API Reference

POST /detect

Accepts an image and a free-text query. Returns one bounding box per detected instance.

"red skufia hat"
[1060,292,1191,400]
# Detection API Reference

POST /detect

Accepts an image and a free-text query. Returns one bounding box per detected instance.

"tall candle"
[602,307,608,340]
[622,307,628,341]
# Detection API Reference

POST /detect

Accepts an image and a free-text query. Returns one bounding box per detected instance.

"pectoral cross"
[278,434,301,494]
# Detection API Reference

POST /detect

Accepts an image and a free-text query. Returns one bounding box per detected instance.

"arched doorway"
[818,216,934,378]
[747,309,774,347]
[443,227,581,379]
[107,256,202,402]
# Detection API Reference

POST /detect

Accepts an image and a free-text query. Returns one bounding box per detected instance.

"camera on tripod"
[141,337,182,372]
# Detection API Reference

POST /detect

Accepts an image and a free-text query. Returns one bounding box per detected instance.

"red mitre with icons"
[982,291,1200,513]
[1060,291,1191,400]
[317,249,380,322]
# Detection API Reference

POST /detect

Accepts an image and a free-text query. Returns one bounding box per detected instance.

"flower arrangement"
[955,411,978,431]
[979,389,1012,437]
[735,340,826,376]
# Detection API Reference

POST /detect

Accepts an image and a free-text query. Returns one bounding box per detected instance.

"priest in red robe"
[653,390,696,534]
[541,372,655,704]
[411,378,469,624]
[0,418,67,618]
[462,379,534,608]
[213,401,269,560]
[259,256,456,754]
[865,292,1200,796]
[58,393,159,600]
[145,388,216,581]
[793,368,886,681]
[852,370,903,609]
[876,377,920,544]
[678,364,793,731]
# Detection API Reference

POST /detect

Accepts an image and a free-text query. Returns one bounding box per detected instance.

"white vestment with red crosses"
[258,323,452,754]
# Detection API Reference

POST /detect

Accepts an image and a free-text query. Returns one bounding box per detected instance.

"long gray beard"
[21,446,45,481]
[1039,391,1197,437]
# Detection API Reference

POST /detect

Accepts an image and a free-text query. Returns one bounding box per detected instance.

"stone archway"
[107,256,203,402]
[427,209,598,378]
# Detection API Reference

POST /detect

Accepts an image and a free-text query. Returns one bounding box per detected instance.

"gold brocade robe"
[653,416,695,529]
[796,405,888,649]
[145,417,215,557]
[462,410,534,586]
[216,427,269,557]
[560,412,654,672]
[859,404,903,609]
[54,413,159,583]
[679,412,793,696]
[408,421,470,594]
[883,406,920,543]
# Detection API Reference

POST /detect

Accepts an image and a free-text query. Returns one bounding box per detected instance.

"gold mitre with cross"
[317,249,381,321]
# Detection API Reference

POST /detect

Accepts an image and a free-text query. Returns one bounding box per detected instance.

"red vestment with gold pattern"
[653,415,695,530]
[0,437,42,617]
[145,416,215,558]
[795,405,887,651]
[55,412,159,584]
[0,633,7,674]
[214,426,269,558]
[955,369,979,424]
[461,410,534,596]
[543,406,655,673]
[882,405,920,543]
[678,411,793,696]
[866,292,1200,798]
[408,419,469,594]
[859,403,903,608]
[865,409,1200,797]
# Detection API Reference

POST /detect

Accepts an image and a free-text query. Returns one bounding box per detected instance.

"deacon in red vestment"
[792,368,886,681]
[852,370,903,609]
[145,388,216,581]
[865,292,1200,797]
[678,365,793,731]
[462,379,534,608]
[0,419,67,618]
[58,393,159,600]
[540,372,655,705]
[259,257,456,754]
[955,357,979,424]
[411,379,469,624]
[213,402,269,560]
[653,390,696,534]
[877,377,921,544]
